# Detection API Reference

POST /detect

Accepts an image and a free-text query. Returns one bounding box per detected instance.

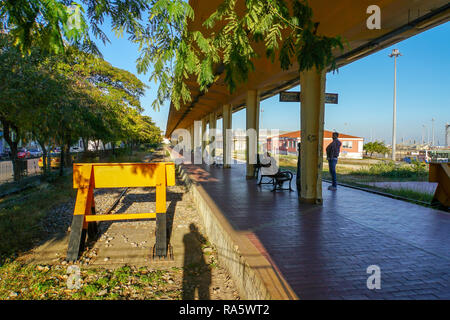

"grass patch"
[0,172,75,262]
[0,262,180,300]
[107,151,149,163]
[0,148,155,264]
[349,160,428,181]
[372,186,433,203]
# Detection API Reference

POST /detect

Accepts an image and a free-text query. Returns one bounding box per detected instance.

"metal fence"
[0,158,41,184]
[0,146,151,185]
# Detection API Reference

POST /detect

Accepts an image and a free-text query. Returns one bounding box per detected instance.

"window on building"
[342,141,353,149]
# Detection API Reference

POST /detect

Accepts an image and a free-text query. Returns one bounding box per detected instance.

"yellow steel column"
[209,112,217,159]
[246,89,260,179]
[300,67,326,204]
[222,104,232,168]
[201,116,208,156]
[193,120,202,163]
[188,125,193,155]
[189,124,195,163]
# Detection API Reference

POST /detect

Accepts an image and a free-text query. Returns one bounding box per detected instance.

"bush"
[353,160,428,179]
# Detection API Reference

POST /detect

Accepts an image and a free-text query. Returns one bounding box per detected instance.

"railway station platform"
[178,161,450,299]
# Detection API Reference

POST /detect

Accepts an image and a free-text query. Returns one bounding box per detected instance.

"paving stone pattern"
[183,162,450,300]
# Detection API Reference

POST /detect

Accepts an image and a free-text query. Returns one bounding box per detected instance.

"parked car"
[17,148,30,159]
[28,149,43,158]
[0,151,10,161]
[70,146,82,153]
[38,152,60,169]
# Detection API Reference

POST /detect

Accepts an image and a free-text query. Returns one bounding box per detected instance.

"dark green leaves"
[0,35,160,158]
[2,0,345,113]
[159,0,344,109]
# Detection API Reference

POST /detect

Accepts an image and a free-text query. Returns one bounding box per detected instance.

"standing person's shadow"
[182,223,211,300]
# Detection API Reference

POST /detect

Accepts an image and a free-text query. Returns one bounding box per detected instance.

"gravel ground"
[20,151,241,300]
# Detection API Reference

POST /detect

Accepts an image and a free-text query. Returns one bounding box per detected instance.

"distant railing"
[0,147,140,185]
[0,158,41,184]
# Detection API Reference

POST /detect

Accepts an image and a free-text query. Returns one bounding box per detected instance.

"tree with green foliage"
[1,0,344,111]
[137,0,344,110]
[0,33,160,180]
[364,141,390,157]
[50,46,148,166]
[0,35,59,180]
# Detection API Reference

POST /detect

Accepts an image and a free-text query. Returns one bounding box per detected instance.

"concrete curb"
[176,163,298,300]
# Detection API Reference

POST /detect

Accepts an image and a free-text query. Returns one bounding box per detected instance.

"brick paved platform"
[182,162,450,299]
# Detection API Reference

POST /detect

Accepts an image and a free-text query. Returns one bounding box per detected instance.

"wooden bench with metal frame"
[256,155,294,191]
[66,162,176,261]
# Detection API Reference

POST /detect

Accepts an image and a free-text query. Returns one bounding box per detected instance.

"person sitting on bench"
[260,152,278,176]
[258,152,293,191]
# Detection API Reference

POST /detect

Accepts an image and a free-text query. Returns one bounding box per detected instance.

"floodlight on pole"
[389,49,402,161]
[431,118,435,147]
[260,107,264,130]
[422,125,425,145]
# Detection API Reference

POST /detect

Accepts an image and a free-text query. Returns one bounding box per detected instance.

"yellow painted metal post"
[201,116,208,157]
[83,168,95,230]
[189,124,194,163]
[299,66,326,204]
[209,112,217,159]
[155,163,167,257]
[222,104,233,168]
[67,164,93,261]
[246,90,260,179]
[194,120,202,163]
[155,164,167,213]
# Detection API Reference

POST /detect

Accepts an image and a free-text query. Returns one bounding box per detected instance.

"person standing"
[326,132,341,191]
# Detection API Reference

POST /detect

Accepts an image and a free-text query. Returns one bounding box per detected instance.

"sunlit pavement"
[182,162,450,299]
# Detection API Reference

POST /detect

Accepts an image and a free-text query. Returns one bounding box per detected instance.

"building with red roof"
[266,130,364,159]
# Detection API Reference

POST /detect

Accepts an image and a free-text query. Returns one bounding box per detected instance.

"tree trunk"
[81,137,88,152]
[59,144,65,176]
[1,119,21,181]
[37,139,48,175]
[65,137,72,167]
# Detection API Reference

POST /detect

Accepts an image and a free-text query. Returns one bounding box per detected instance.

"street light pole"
[260,107,264,131]
[422,125,425,145]
[431,118,435,147]
[389,49,402,161]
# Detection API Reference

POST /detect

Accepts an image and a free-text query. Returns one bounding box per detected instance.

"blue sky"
[95,21,449,146]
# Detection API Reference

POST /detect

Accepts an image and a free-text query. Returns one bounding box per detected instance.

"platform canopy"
[165,0,449,137]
